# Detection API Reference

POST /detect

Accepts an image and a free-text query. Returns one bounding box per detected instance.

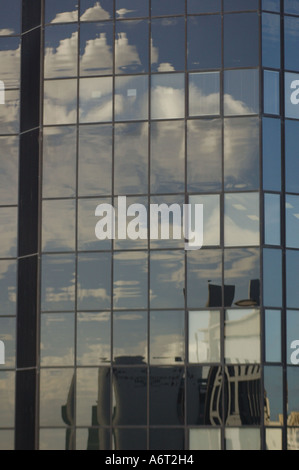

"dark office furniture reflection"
[206,279,260,307]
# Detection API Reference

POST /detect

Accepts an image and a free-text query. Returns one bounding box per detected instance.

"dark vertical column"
[15,0,42,450]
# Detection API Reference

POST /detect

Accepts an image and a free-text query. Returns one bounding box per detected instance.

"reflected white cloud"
[80,1,110,20]
[50,11,78,23]
[0,42,20,88]
[45,31,78,78]
[80,33,112,75]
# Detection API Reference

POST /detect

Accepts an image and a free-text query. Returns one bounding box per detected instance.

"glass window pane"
[0,137,18,204]
[224,248,260,307]
[189,311,220,363]
[41,254,75,311]
[113,367,147,425]
[150,429,185,450]
[80,0,113,21]
[224,69,259,115]
[285,72,299,120]
[262,13,280,69]
[0,0,20,35]
[150,251,184,309]
[42,200,76,252]
[187,249,222,309]
[287,250,299,309]
[115,75,148,121]
[115,20,148,74]
[265,194,281,245]
[225,428,260,450]
[225,193,260,247]
[114,122,148,195]
[78,198,111,251]
[188,0,221,14]
[0,431,14,451]
[224,13,259,68]
[76,428,110,451]
[77,312,110,365]
[189,195,220,247]
[263,118,281,191]
[40,313,74,366]
[113,429,147,451]
[113,196,148,250]
[285,17,299,72]
[150,310,184,365]
[151,121,185,194]
[149,195,184,250]
[79,77,112,123]
[80,22,113,76]
[113,252,148,309]
[77,253,111,310]
[151,17,184,73]
[264,70,280,115]
[39,429,74,451]
[286,120,299,193]
[45,0,78,23]
[151,73,184,120]
[113,311,147,365]
[224,0,259,11]
[262,0,280,12]
[44,25,78,78]
[266,429,283,450]
[187,16,221,71]
[286,195,299,249]
[116,0,149,18]
[287,310,299,365]
[187,119,222,193]
[189,72,220,116]
[0,90,19,135]
[285,0,299,16]
[263,249,282,308]
[0,38,20,88]
[265,310,281,362]
[0,318,15,369]
[39,369,74,426]
[78,124,112,197]
[44,79,77,125]
[189,428,221,450]
[225,309,260,363]
[151,0,185,16]
[0,207,17,258]
[0,261,17,316]
[77,367,110,426]
[0,372,15,427]
[150,367,184,425]
[287,368,299,425]
[264,366,283,425]
[224,117,259,191]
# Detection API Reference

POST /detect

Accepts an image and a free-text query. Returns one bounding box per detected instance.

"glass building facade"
[0,0,299,451]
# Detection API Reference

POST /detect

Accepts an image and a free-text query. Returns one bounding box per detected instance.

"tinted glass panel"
[113,367,147,425]
[0,431,14,451]
[116,0,149,18]
[0,372,15,427]
[189,72,220,116]
[266,429,282,451]
[286,195,299,249]
[45,0,78,24]
[151,73,185,120]
[224,69,259,115]
[286,120,299,193]
[39,429,73,451]
[150,311,184,365]
[0,261,16,316]
[44,79,77,125]
[113,252,148,309]
[115,75,148,121]
[150,251,185,309]
[76,428,110,451]
[0,90,19,135]
[79,198,112,251]
[40,314,75,366]
[0,136,19,205]
[188,0,221,14]
[113,311,147,364]
[264,70,280,115]
[114,196,148,250]
[0,38,20,88]
[80,22,113,76]
[150,367,184,425]
[150,429,184,450]
[41,254,75,311]
[113,429,147,451]
[115,20,148,74]
[151,18,185,72]
[287,368,299,424]
[77,253,111,310]
[0,317,15,368]
[262,13,280,69]
[39,369,74,426]
[149,195,184,250]
[287,310,299,366]
[44,25,78,78]
[225,309,260,363]
[265,310,281,363]
[224,0,259,10]
[0,207,17,258]
[189,428,221,450]
[76,367,110,426]
[263,249,282,308]
[42,199,76,252]
[264,366,283,425]
[285,0,299,15]
[77,312,110,365]
[224,14,259,68]
[264,193,281,245]
[0,0,20,35]
[285,17,299,72]
[285,72,299,120]
[151,0,185,16]
[79,77,113,123]
[189,195,220,246]
[224,193,260,247]
[262,0,280,12]
[225,428,260,450]
[189,311,221,363]
[80,0,113,21]
[263,118,281,191]
[286,250,299,309]
[187,16,221,70]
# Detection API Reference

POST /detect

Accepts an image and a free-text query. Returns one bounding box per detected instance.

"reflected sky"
[287,367,299,419]
[41,313,74,366]
[0,372,15,427]
[0,317,15,369]
[80,0,113,21]
[264,366,283,424]
[0,38,20,88]
[116,0,149,18]
[77,253,111,310]
[225,309,260,363]
[287,310,299,365]
[224,13,259,68]
[77,312,110,365]
[78,198,112,251]
[0,0,20,35]
[286,250,299,309]
[224,69,259,115]
[225,193,259,247]
[189,311,220,363]
[80,22,113,76]
[115,20,148,74]
[150,310,184,365]
[115,75,148,121]
[151,73,184,120]
[286,120,299,193]
[44,79,77,125]
[0,207,17,258]
[285,17,299,72]
[188,0,220,13]
[264,251,282,321]
[41,254,76,311]
[44,25,78,78]
[190,195,220,247]
[189,72,220,116]
[265,194,280,246]
[189,428,221,451]
[113,252,148,309]
[114,196,148,250]
[188,16,221,70]
[224,0,259,10]
[262,13,280,69]
[39,368,74,426]
[76,367,110,426]
[0,90,19,135]
[150,195,184,249]
[79,77,112,123]
[0,136,19,204]
[151,0,185,16]
[150,251,185,309]
[0,261,16,316]
[151,18,185,72]
[225,428,260,450]
[39,429,71,451]
[265,310,281,363]
[113,311,147,364]
[0,431,14,451]
[45,0,78,24]
[42,199,76,252]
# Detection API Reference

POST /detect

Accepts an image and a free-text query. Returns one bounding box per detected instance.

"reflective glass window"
[113,429,147,451]
[113,311,147,365]
[262,13,280,69]
[266,429,282,450]
[115,20,148,74]
[287,429,299,450]
[41,254,75,311]
[80,0,113,21]
[265,194,281,246]
[187,16,221,71]
[263,249,282,308]
[151,121,185,194]
[0,38,20,88]
[263,118,281,191]
[224,69,259,115]
[39,429,74,451]
[43,127,76,198]
[149,367,184,425]
[224,248,260,308]
[188,0,221,14]
[264,366,283,425]
[286,250,299,309]
[285,17,299,72]
[78,124,112,197]
[80,22,113,76]
[187,119,222,193]
[287,368,299,424]
[0,431,14,451]
[285,72,299,120]
[0,317,15,369]
[151,0,185,16]
[149,429,185,451]
[224,0,259,11]
[79,197,112,251]
[189,72,220,116]
[45,0,78,24]
[39,369,74,427]
[150,311,184,365]
[77,253,111,310]
[189,311,221,363]
[113,196,148,250]
[115,75,148,121]
[224,117,259,191]
[149,195,184,250]
[42,199,76,252]
[151,18,185,72]
[265,310,281,363]
[225,429,260,450]
[224,14,259,68]
[264,70,280,115]
[0,372,15,427]
[43,79,77,125]
[225,309,260,363]
[77,313,110,366]
[285,0,299,15]
[40,313,75,366]
[76,428,110,451]
[189,429,221,450]
[0,261,17,316]
[77,367,110,426]
[114,122,148,195]
[116,0,149,18]
[113,367,147,425]
[286,120,299,193]
[286,195,299,249]
[189,195,220,247]
[151,73,184,120]
[150,251,184,309]
[0,90,19,135]
[0,136,19,205]
[113,252,148,309]
[0,207,17,258]
[287,310,299,366]
[224,193,259,247]
[79,77,113,123]
[187,249,222,309]
[0,0,21,35]
[44,25,78,78]
[262,0,280,12]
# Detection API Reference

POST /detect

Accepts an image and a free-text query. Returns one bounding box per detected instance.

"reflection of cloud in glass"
[0,372,15,427]
[225,308,260,363]
[151,74,185,119]
[40,314,75,366]
[115,75,148,121]
[44,30,78,78]
[40,369,74,426]
[0,136,18,204]
[0,39,20,88]
[0,207,17,258]
[113,252,148,309]
[115,32,141,72]
[80,33,112,75]
[0,90,19,135]
[79,77,112,123]
[113,311,147,362]
[80,1,111,21]
[77,312,110,365]
[43,79,77,125]
[49,11,77,24]
[42,199,76,252]
[189,311,220,363]
[225,193,259,246]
